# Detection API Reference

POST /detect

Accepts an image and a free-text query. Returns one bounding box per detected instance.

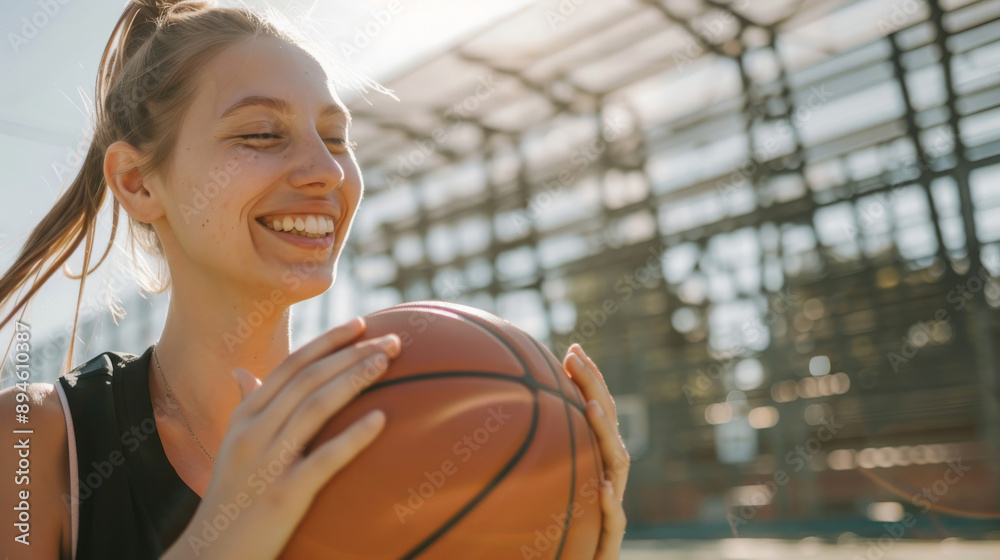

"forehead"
[192,36,348,122]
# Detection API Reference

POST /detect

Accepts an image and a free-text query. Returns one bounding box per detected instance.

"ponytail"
[0,0,251,374]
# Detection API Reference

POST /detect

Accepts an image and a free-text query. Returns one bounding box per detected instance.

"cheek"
[174,174,256,249]
[199,152,271,227]
[342,162,365,210]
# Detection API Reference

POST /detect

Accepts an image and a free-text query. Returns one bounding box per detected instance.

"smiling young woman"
[0,1,629,559]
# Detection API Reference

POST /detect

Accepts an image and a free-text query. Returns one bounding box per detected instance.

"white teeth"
[261,214,335,237]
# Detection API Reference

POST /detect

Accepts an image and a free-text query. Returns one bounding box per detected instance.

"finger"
[274,350,394,449]
[228,368,264,425]
[586,400,630,501]
[594,480,625,560]
[232,367,263,400]
[258,334,399,439]
[565,352,617,421]
[241,317,366,414]
[569,344,611,396]
[289,409,386,501]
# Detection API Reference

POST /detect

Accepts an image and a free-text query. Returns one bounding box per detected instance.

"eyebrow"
[219,95,350,122]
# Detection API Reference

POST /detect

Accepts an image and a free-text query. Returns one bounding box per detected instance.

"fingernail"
[365,409,386,426]
[384,334,402,357]
[570,354,585,369]
[590,400,604,416]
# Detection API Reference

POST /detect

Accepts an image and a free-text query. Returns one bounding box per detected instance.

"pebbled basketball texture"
[279,301,604,560]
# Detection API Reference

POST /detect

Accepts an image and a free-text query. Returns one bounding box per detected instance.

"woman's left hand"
[563,343,630,560]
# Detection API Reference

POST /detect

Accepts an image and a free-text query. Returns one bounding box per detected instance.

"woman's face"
[155,36,361,302]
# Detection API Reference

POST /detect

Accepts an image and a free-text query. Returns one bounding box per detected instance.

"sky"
[0,0,532,346]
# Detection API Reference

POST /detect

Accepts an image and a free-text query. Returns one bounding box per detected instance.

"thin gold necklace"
[152,344,216,465]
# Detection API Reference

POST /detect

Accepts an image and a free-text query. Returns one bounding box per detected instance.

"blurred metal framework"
[347,0,1000,536]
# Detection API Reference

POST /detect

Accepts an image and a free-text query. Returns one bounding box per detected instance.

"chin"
[278,268,338,304]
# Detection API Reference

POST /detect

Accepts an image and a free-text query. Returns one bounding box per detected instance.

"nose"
[286,131,346,191]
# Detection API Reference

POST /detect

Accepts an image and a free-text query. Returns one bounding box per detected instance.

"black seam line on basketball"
[398,386,542,560]
[529,337,576,560]
[371,304,563,558]
[387,305,586,425]
[586,420,602,487]
[586,410,602,485]
[381,306,545,559]
[358,370,586,414]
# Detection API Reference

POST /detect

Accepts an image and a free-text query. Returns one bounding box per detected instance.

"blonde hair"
[0,0,382,373]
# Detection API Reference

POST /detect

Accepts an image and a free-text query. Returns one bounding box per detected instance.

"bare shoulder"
[0,381,72,559]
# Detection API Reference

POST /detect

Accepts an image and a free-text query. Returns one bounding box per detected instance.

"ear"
[104,140,163,223]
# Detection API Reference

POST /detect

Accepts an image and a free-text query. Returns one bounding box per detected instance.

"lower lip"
[257,220,335,250]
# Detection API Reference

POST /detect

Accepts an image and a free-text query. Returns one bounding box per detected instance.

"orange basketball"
[280,301,604,559]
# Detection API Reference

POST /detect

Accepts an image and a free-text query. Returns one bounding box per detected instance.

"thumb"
[231,367,262,400]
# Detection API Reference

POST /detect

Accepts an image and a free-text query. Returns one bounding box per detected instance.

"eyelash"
[240,133,357,150]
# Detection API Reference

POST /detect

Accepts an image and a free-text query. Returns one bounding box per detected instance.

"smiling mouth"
[257,214,335,239]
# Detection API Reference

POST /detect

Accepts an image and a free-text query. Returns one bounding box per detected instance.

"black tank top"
[58,345,202,559]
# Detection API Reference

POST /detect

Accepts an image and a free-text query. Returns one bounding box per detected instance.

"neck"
[150,271,293,448]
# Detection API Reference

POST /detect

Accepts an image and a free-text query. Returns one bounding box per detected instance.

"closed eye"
[240,133,280,140]
[329,138,359,150]
[240,134,356,150]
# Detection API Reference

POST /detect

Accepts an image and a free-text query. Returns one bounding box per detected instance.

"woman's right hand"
[163,317,401,560]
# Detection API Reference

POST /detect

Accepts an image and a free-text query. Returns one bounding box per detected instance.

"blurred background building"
[3,0,999,547]
[341,0,1000,541]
